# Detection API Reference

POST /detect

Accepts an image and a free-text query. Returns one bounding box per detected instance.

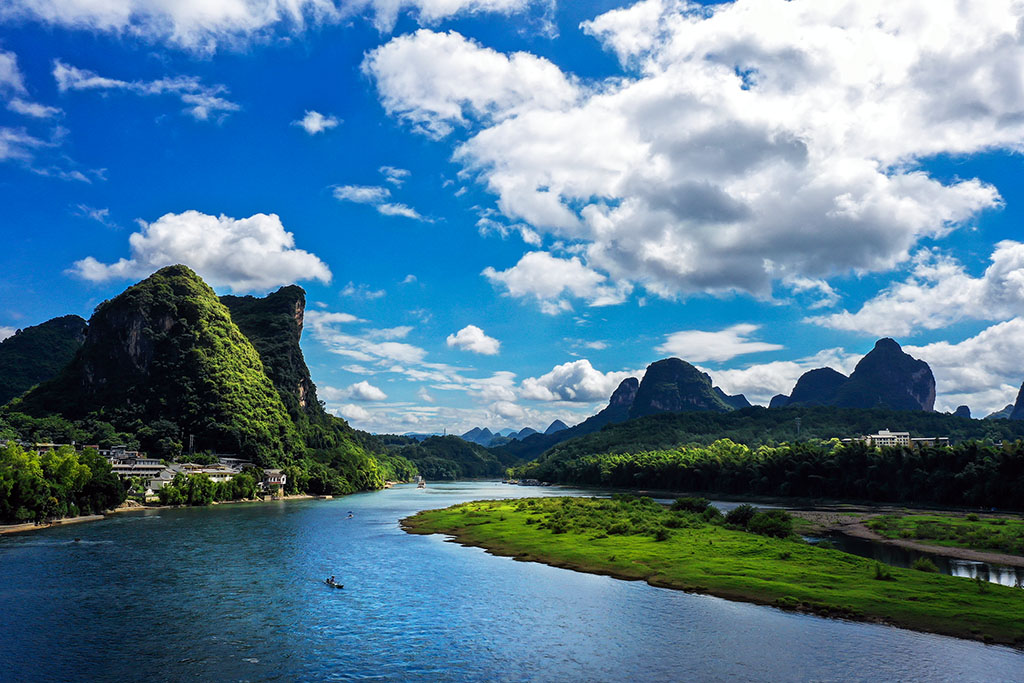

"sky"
[3,0,1024,434]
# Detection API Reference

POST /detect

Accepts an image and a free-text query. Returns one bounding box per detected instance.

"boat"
[416,475,425,489]
[324,578,344,589]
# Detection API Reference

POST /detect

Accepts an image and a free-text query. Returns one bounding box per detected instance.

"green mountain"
[774,339,936,411]
[628,358,733,419]
[220,286,322,423]
[389,435,505,479]
[16,265,302,466]
[0,315,87,405]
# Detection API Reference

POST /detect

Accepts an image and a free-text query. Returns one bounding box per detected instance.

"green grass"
[403,497,1024,647]
[867,514,1024,556]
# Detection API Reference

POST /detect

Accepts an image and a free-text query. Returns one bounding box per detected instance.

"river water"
[1,481,1022,682]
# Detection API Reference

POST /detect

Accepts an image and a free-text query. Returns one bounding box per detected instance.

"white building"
[865,429,911,447]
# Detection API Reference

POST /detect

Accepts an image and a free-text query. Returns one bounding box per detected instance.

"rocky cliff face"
[0,314,87,405]
[774,339,935,412]
[221,285,323,421]
[786,368,849,406]
[628,358,732,419]
[1009,384,1024,420]
[833,338,935,411]
[19,265,301,464]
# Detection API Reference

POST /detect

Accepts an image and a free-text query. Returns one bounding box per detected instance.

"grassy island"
[867,513,1024,556]
[403,497,1024,647]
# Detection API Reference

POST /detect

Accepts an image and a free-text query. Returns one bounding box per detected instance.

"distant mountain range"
[461,421,565,447]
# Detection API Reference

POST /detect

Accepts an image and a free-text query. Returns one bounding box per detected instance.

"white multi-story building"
[865,429,911,448]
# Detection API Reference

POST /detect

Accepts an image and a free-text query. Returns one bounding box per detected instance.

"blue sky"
[2,0,1024,433]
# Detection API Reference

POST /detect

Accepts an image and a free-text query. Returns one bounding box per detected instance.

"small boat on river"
[324,578,344,589]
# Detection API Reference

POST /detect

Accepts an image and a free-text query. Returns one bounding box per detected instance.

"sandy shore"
[791,508,1024,568]
[0,514,107,536]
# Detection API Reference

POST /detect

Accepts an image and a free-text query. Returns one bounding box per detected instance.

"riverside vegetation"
[404,496,1024,646]
[513,438,1024,509]
[867,513,1024,556]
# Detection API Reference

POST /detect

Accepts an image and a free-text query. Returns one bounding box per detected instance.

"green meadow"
[403,497,1024,647]
[867,513,1024,556]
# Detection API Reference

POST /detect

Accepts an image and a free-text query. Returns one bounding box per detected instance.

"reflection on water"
[809,533,1024,588]
[1,482,1022,682]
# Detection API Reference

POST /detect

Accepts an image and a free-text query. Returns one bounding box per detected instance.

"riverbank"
[0,493,323,535]
[403,497,1024,648]
[791,508,1024,569]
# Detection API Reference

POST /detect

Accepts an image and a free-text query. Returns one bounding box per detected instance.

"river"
[1,481,1022,681]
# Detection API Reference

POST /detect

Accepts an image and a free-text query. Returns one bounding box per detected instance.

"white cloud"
[416,387,435,402]
[347,380,389,401]
[656,323,783,363]
[0,126,48,162]
[305,309,427,365]
[336,403,372,422]
[483,251,631,313]
[368,1,1020,309]
[333,183,427,221]
[293,110,339,134]
[0,50,25,94]
[446,324,501,355]
[53,60,239,121]
[0,325,16,341]
[69,210,331,292]
[380,165,410,185]
[905,319,1024,416]
[8,98,61,118]
[363,29,579,138]
[401,273,417,284]
[340,281,386,300]
[1,0,547,51]
[73,204,116,227]
[520,359,641,402]
[810,242,1024,337]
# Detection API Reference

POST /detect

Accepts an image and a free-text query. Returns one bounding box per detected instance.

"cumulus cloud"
[0,325,16,341]
[332,183,427,221]
[322,380,389,402]
[656,324,783,363]
[1,0,547,51]
[905,319,1024,416]
[53,60,239,121]
[363,29,579,137]
[368,2,1020,308]
[483,251,631,313]
[293,110,339,134]
[69,210,332,292]
[810,242,1024,337]
[520,359,641,402]
[446,325,500,355]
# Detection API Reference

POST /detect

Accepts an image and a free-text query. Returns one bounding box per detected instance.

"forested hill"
[386,435,506,480]
[15,266,303,465]
[533,405,1024,465]
[0,315,87,405]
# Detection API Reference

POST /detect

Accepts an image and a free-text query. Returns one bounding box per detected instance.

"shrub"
[725,504,757,528]
[965,513,980,522]
[702,505,723,522]
[911,557,939,573]
[747,510,794,538]
[654,527,671,542]
[873,563,894,581]
[671,497,710,513]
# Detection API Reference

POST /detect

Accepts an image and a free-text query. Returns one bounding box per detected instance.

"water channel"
[1,481,1022,681]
